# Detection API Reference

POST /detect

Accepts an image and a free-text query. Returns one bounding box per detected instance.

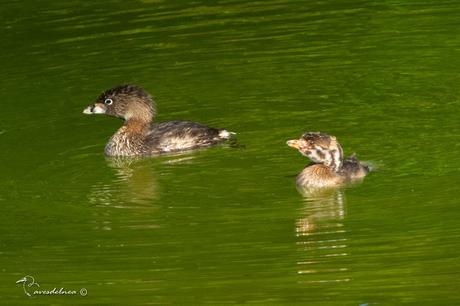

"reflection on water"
[87,157,159,208]
[87,157,161,232]
[296,187,345,234]
[296,187,350,283]
[86,151,205,210]
[2,0,460,303]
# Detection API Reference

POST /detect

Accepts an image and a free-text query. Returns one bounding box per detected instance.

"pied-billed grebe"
[287,132,369,188]
[83,84,234,156]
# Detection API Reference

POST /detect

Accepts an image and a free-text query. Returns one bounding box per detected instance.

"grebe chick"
[83,84,234,156]
[287,132,369,188]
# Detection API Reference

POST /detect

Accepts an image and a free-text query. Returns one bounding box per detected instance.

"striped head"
[287,132,344,172]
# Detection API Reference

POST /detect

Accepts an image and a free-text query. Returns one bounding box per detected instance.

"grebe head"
[83,84,156,123]
[287,132,344,172]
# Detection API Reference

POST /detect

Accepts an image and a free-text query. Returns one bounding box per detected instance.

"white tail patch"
[219,130,235,139]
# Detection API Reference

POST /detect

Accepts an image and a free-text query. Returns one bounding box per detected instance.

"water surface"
[1,0,460,304]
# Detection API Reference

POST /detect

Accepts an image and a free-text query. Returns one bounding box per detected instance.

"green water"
[1,0,460,304]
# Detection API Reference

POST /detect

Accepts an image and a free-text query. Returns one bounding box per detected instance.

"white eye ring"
[104,98,113,105]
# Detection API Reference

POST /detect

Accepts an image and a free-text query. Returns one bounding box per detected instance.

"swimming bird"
[83,84,234,156]
[287,132,369,188]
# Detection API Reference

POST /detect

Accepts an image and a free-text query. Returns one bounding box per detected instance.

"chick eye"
[104,98,113,105]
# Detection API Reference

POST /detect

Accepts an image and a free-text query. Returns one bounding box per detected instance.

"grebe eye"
[104,98,113,105]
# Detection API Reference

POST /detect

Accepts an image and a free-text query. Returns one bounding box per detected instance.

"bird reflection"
[296,187,345,234]
[84,157,162,232]
[109,157,159,204]
[87,157,160,208]
[86,153,203,232]
[87,152,200,209]
[296,186,350,283]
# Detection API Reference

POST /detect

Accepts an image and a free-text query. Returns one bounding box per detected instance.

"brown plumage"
[287,132,369,188]
[295,164,345,188]
[83,84,234,156]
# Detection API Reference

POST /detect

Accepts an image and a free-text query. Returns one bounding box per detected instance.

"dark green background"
[1,0,459,304]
